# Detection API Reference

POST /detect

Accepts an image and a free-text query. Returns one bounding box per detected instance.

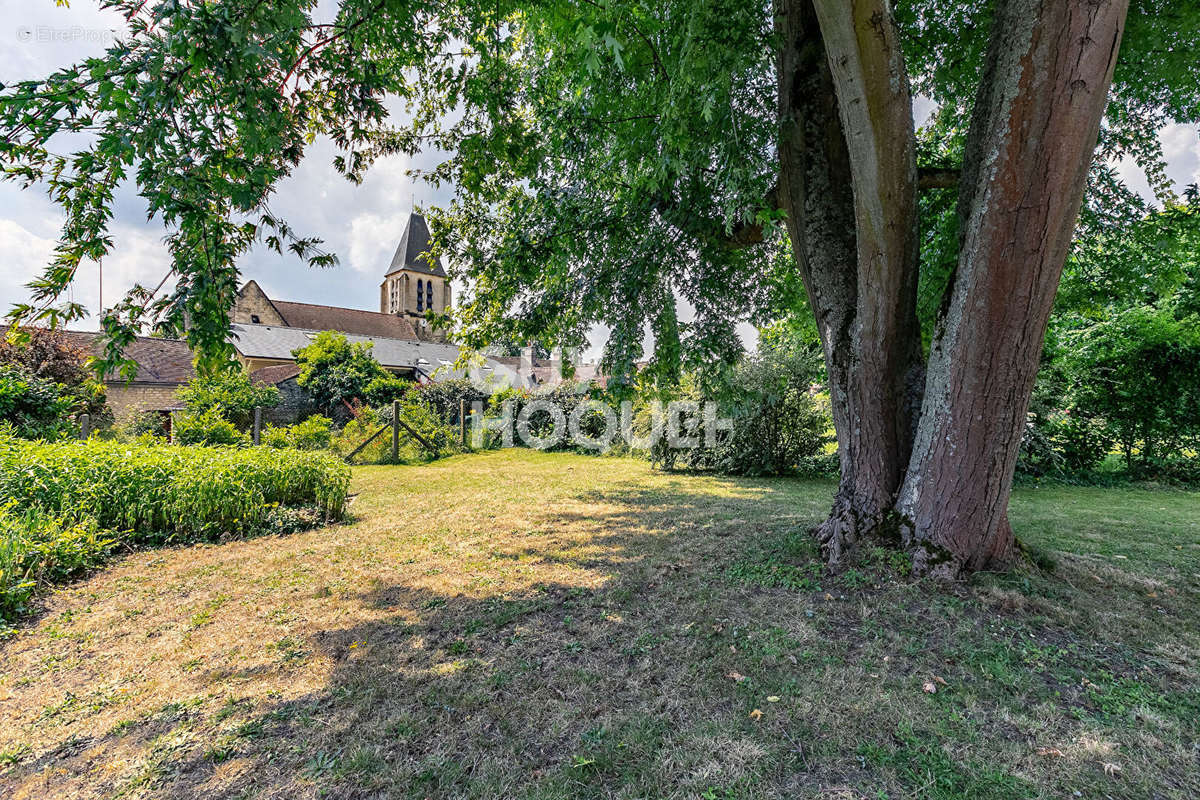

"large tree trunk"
[799,0,925,565]
[895,0,1129,577]
[775,0,921,567]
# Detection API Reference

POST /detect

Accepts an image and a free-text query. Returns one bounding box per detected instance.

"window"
[426,281,434,311]
[250,314,260,324]
[417,279,424,312]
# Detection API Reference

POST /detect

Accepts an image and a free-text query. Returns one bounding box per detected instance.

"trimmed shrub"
[0,434,351,542]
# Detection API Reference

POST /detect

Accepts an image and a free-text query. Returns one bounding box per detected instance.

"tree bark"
[776,0,861,566]
[896,0,1129,577]
[797,0,924,565]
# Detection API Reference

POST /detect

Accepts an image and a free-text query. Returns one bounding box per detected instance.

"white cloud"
[1160,123,1200,188]
[0,219,56,309]
[348,212,405,275]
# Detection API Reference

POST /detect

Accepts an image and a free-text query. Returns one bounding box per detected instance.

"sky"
[1,1,1198,358]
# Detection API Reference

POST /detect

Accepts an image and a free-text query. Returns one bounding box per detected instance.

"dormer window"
[250,314,260,324]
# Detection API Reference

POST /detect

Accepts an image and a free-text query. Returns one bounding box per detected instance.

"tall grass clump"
[0,504,114,622]
[0,434,351,543]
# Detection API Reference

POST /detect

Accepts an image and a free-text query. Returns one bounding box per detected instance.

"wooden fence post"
[459,399,467,449]
[252,406,262,446]
[392,400,400,463]
[79,413,90,440]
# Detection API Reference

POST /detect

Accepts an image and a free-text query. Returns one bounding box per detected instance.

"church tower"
[380,213,452,340]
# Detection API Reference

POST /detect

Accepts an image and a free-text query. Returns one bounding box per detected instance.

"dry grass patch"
[1,450,1197,799]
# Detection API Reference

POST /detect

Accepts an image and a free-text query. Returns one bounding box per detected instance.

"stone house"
[62,212,528,424]
[61,332,194,422]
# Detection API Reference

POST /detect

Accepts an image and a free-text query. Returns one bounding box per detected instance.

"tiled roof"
[231,324,524,388]
[383,213,447,278]
[61,331,196,385]
[270,300,420,340]
[249,363,301,386]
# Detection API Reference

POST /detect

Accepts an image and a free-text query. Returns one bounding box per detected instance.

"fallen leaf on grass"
[767,696,781,703]
[933,675,947,686]
[726,671,747,683]
[748,709,763,720]
[922,681,937,694]
[1102,762,1122,777]
[1036,747,1065,758]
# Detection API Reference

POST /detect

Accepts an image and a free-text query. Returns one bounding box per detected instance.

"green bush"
[0,504,114,622]
[1051,413,1113,473]
[262,415,334,451]
[1018,410,1113,479]
[0,364,81,441]
[123,411,169,440]
[1066,308,1200,469]
[293,331,389,413]
[0,434,351,542]
[411,378,490,423]
[645,341,832,476]
[363,375,413,407]
[176,369,280,428]
[175,407,249,447]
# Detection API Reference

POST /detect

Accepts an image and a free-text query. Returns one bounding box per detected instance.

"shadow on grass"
[4,470,1199,800]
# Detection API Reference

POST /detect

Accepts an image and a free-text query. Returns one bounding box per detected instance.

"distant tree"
[0,328,90,386]
[0,329,106,419]
[293,332,387,414]
[1066,307,1200,469]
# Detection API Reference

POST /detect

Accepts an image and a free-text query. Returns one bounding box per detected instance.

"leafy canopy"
[1,0,1196,379]
[293,330,388,412]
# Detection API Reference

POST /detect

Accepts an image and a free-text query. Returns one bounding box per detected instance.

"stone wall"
[262,377,319,425]
[105,383,184,422]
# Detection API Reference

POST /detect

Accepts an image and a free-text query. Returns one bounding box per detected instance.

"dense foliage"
[1013,193,1200,484]
[176,369,280,428]
[645,338,832,476]
[175,406,250,447]
[293,331,388,414]
[0,328,108,439]
[0,364,83,441]
[0,434,350,541]
[5,0,1191,382]
[410,378,490,424]
[0,504,112,623]
[262,414,335,451]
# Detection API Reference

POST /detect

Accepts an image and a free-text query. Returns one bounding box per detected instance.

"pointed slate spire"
[384,213,446,277]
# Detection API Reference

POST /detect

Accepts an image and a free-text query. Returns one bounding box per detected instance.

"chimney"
[520,344,535,384]
[550,346,563,384]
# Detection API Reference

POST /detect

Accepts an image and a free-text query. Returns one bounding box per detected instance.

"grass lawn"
[1,450,1198,799]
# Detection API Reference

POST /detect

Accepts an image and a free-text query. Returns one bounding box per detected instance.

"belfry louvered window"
[417,279,425,312]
